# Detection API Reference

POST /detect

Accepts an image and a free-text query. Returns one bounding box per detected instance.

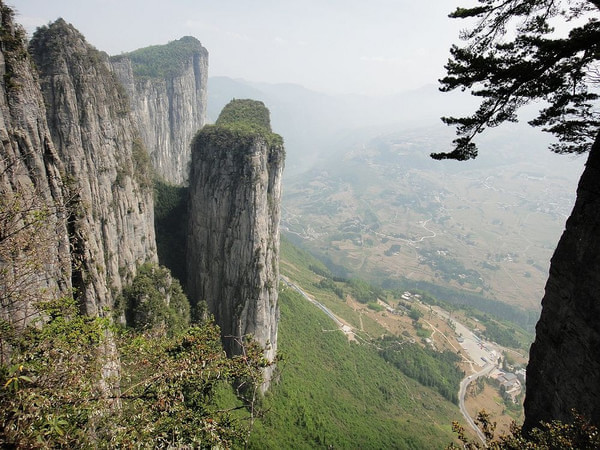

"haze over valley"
[209,76,585,315]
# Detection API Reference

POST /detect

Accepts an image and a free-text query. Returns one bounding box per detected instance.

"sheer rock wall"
[524,131,600,430]
[111,38,208,185]
[0,7,71,326]
[29,19,156,315]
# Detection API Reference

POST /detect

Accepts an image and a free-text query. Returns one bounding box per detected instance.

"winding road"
[458,364,495,444]
[430,306,501,443]
[280,275,355,340]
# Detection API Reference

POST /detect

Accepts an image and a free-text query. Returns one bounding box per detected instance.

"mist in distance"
[15,0,462,96]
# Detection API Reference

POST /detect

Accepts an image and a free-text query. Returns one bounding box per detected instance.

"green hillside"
[249,241,464,449]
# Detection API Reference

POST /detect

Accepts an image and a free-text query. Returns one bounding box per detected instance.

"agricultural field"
[282,126,584,314]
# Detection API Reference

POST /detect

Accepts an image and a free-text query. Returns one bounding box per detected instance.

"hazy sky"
[11,0,465,95]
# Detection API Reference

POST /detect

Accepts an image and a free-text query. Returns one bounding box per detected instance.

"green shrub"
[117,262,190,334]
[379,336,463,404]
[367,302,383,312]
[408,306,423,321]
[348,278,382,303]
[131,136,153,190]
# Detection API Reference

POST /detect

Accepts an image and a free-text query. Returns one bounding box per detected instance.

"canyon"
[0,8,281,388]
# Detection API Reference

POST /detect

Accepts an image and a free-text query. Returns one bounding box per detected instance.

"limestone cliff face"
[111,37,208,185]
[524,131,600,430]
[0,6,71,326]
[28,20,156,315]
[187,100,284,376]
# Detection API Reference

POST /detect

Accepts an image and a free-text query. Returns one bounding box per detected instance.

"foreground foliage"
[448,410,600,449]
[0,295,266,448]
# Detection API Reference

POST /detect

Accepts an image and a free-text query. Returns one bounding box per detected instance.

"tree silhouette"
[434,0,600,160]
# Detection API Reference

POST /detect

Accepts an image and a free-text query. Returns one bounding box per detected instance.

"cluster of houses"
[489,367,526,402]
[384,290,528,405]
[377,291,423,316]
[400,291,421,302]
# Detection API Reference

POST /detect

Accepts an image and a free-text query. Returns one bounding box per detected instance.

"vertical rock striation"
[111,37,208,185]
[29,19,156,315]
[524,131,600,431]
[187,100,284,384]
[0,5,71,327]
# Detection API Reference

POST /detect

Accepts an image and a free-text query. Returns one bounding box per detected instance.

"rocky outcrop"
[28,19,156,315]
[111,37,208,185]
[0,6,71,327]
[1,6,282,397]
[187,100,284,382]
[524,131,600,431]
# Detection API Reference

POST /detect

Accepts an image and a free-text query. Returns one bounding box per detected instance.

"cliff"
[524,131,600,430]
[111,37,208,185]
[28,19,156,315]
[187,99,284,381]
[0,6,71,326]
[0,2,284,402]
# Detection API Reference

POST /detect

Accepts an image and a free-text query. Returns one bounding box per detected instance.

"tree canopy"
[433,0,600,160]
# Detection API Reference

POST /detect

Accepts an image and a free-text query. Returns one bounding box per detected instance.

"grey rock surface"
[187,106,284,385]
[0,10,71,326]
[29,19,156,315]
[524,131,600,430]
[111,38,208,185]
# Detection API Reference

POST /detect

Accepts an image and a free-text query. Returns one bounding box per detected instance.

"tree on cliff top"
[197,98,284,149]
[111,36,205,79]
[433,0,600,161]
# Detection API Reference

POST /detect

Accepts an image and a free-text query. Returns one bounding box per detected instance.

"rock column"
[187,100,284,387]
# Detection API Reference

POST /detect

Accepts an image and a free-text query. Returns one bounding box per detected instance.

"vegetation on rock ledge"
[197,99,284,150]
[1,287,267,448]
[111,36,205,79]
[116,262,190,335]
